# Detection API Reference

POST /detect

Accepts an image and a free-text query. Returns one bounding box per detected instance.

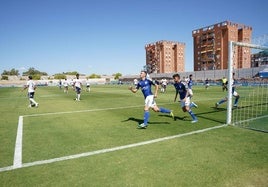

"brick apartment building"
[145,40,185,73]
[192,21,252,71]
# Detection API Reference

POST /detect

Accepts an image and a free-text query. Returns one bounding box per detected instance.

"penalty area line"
[0,124,227,173]
[22,97,218,118]
[23,105,144,117]
[13,116,23,168]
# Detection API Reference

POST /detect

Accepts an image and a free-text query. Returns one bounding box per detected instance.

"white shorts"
[225,91,238,98]
[188,89,193,96]
[233,91,238,97]
[145,95,156,108]
[180,97,191,108]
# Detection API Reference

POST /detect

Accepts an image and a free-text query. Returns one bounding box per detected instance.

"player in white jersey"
[160,78,168,93]
[86,78,91,92]
[186,74,198,107]
[22,75,39,107]
[63,78,69,93]
[215,73,240,108]
[73,74,83,101]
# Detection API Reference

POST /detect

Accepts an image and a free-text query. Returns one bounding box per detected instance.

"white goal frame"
[227,41,268,125]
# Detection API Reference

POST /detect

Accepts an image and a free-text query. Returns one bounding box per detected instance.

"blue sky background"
[0,0,267,76]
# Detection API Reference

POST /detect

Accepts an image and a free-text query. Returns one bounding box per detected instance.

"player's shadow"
[234,102,268,109]
[121,117,143,124]
[194,107,227,123]
[204,102,268,123]
[212,106,226,111]
[121,117,170,125]
[158,114,187,121]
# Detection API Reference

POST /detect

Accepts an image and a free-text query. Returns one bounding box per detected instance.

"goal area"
[227,41,268,132]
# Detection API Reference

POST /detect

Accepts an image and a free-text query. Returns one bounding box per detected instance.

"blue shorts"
[28,92,35,99]
[76,87,81,94]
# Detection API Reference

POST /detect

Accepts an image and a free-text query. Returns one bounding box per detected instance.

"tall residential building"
[192,21,252,71]
[145,40,185,73]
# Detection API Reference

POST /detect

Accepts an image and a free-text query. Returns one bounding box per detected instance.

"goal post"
[227,41,268,126]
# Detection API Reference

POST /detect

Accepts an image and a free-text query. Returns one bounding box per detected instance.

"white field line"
[22,97,219,118]
[0,97,222,173]
[23,105,144,117]
[7,94,24,170]
[13,116,23,168]
[39,94,63,98]
[0,124,228,173]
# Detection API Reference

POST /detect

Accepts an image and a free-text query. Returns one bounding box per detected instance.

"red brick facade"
[145,40,185,73]
[192,21,252,71]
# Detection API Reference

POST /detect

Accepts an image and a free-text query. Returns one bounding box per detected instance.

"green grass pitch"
[0,85,267,186]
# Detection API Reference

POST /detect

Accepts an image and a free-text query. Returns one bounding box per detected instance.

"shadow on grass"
[121,117,170,125]
[194,107,226,123]
[158,114,187,121]
[121,117,143,124]
[194,103,268,124]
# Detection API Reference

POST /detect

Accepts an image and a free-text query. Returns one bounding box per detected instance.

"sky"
[0,0,267,76]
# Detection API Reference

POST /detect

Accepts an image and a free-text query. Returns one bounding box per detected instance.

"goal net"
[228,41,268,132]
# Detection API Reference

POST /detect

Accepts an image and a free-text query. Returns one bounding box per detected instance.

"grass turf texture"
[0,85,267,186]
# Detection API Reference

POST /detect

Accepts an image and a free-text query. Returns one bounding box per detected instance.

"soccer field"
[0,85,267,186]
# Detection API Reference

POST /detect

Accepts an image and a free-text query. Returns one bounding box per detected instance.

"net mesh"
[230,42,268,132]
[232,80,268,132]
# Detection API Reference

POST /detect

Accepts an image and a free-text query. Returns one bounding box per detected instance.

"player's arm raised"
[128,86,138,93]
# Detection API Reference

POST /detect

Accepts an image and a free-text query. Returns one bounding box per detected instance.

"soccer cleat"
[138,123,147,129]
[233,104,238,107]
[28,104,32,108]
[191,102,198,108]
[215,103,219,108]
[170,111,174,119]
[191,119,198,123]
[35,103,39,107]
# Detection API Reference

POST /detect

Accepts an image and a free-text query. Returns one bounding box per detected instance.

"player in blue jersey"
[128,70,174,129]
[172,73,198,123]
[215,73,240,108]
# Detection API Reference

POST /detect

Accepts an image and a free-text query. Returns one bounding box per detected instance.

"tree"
[113,73,122,80]
[1,75,8,80]
[54,74,67,79]
[32,74,41,80]
[88,73,101,79]
[62,71,79,75]
[22,67,48,76]
[10,68,19,75]
[1,68,19,76]
[1,70,9,75]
